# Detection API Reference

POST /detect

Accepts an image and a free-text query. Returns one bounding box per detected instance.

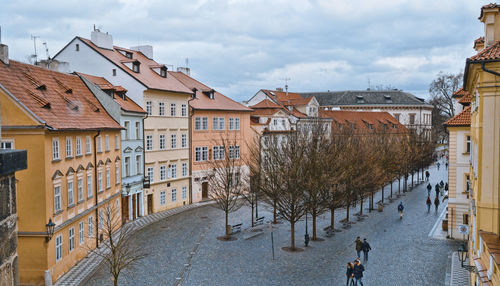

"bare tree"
[260,134,284,224]
[87,204,148,286]
[429,72,463,118]
[244,135,262,227]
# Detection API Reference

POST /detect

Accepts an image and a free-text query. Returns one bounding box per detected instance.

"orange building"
[169,71,253,202]
[0,55,123,284]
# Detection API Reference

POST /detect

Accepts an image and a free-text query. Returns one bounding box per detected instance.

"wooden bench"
[255,216,265,226]
[231,223,242,234]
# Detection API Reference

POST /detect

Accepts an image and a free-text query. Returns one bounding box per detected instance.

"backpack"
[398,204,404,211]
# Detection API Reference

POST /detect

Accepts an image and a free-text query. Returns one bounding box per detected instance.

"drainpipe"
[93,130,101,248]
[142,113,148,214]
[188,90,196,204]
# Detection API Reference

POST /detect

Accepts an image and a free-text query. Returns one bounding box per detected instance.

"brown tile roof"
[169,71,252,112]
[320,110,406,134]
[250,108,284,117]
[458,92,471,105]
[469,40,500,61]
[452,88,468,98]
[78,73,146,114]
[445,106,471,127]
[250,99,281,109]
[475,36,485,45]
[77,37,192,94]
[260,89,312,106]
[0,60,122,130]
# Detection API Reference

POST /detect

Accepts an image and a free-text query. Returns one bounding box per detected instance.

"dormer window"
[132,62,140,73]
[202,89,215,100]
[76,44,79,51]
[384,95,392,103]
[125,51,133,59]
[160,67,167,78]
[356,95,364,103]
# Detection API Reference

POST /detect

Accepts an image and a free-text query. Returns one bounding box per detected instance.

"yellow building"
[464,4,500,285]
[0,53,123,284]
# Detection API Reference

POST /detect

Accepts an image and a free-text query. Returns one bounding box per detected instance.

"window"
[195,147,208,162]
[393,113,400,122]
[99,210,103,229]
[466,136,471,153]
[146,135,153,151]
[76,137,82,156]
[86,136,91,154]
[135,122,141,139]
[202,147,208,161]
[96,136,102,153]
[160,68,167,78]
[105,135,109,151]
[0,141,13,149]
[229,118,240,130]
[409,113,416,125]
[160,165,166,181]
[88,216,93,237]
[53,138,60,160]
[87,174,92,198]
[116,199,120,216]
[75,43,79,51]
[181,104,187,116]
[159,102,165,116]
[112,69,116,76]
[133,62,140,73]
[68,181,74,206]
[195,117,201,130]
[159,134,166,150]
[171,164,177,178]
[202,117,208,130]
[98,171,103,192]
[147,167,154,183]
[116,165,120,184]
[106,168,110,189]
[195,117,208,130]
[170,103,176,116]
[171,134,177,149]
[213,117,225,130]
[463,213,469,225]
[182,186,187,200]
[77,178,83,202]
[146,101,152,115]
[115,135,119,150]
[195,147,201,162]
[235,118,240,130]
[78,221,84,245]
[171,189,177,202]
[69,227,75,252]
[229,146,240,159]
[124,121,130,139]
[213,146,225,160]
[160,191,166,205]
[56,235,62,261]
[182,163,187,177]
[181,134,187,148]
[54,186,62,213]
[136,155,142,174]
[65,137,73,157]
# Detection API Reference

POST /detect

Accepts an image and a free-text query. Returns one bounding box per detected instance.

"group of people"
[426,180,447,213]
[346,237,371,285]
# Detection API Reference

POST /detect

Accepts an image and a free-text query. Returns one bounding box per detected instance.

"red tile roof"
[474,37,485,50]
[469,40,500,61]
[452,88,468,98]
[77,37,192,94]
[260,89,312,106]
[169,71,252,112]
[458,92,471,105]
[320,110,407,134]
[445,106,471,127]
[250,99,281,109]
[0,60,122,130]
[78,73,146,114]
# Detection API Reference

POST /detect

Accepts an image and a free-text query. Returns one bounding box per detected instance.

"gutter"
[142,112,148,214]
[93,130,101,247]
[188,91,196,205]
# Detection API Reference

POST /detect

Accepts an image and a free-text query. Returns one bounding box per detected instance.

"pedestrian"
[355,237,363,259]
[437,162,440,170]
[425,170,430,181]
[445,162,448,170]
[353,259,365,286]
[427,183,432,196]
[434,197,440,213]
[435,184,440,197]
[346,262,354,286]
[426,196,432,213]
[445,183,449,194]
[361,238,371,262]
[440,180,444,188]
[398,202,404,219]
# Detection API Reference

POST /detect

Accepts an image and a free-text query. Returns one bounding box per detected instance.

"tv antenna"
[43,42,50,59]
[281,77,291,96]
[185,57,189,67]
[30,34,39,63]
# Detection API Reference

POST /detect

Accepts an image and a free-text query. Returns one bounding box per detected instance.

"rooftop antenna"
[368,78,371,90]
[282,77,291,97]
[31,34,39,63]
[185,57,189,67]
[43,42,50,59]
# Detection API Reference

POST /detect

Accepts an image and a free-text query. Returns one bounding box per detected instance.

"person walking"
[437,162,440,170]
[445,162,449,170]
[440,180,444,188]
[425,170,430,181]
[444,183,449,194]
[427,183,432,196]
[434,196,440,213]
[426,196,432,213]
[353,259,365,286]
[435,184,440,197]
[398,202,404,219]
[346,262,354,286]
[355,237,363,259]
[361,238,371,262]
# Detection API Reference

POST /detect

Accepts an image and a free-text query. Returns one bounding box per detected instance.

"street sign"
[143,176,150,189]
[458,224,469,235]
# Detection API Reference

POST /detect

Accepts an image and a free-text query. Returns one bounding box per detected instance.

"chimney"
[131,45,153,59]
[0,44,8,65]
[276,88,283,92]
[91,30,113,50]
[177,67,190,76]
[480,4,500,47]
[474,37,485,52]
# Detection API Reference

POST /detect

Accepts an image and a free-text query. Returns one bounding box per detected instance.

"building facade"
[54,29,193,214]
[0,55,123,284]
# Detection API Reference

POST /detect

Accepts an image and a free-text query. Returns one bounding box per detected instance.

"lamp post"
[45,219,56,242]
[304,200,310,247]
[457,243,477,273]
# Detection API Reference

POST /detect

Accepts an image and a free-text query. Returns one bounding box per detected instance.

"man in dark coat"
[355,236,362,258]
[427,183,432,196]
[434,197,440,213]
[361,238,371,262]
[353,259,365,286]
[435,184,440,197]
[425,170,430,181]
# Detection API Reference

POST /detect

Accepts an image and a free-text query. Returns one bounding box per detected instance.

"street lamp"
[457,243,477,273]
[304,200,310,247]
[45,218,56,242]
[125,183,131,195]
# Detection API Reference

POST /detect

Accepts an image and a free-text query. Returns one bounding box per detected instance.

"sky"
[0,0,490,102]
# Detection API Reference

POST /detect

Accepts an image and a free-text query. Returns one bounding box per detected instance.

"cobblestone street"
[87,160,459,286]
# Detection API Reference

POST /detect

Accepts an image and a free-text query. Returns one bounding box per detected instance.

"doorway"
[147,194,153,214]
[122,196,129,224]
[202,182,208,200]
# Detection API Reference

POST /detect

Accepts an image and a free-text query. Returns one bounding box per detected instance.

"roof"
[479,3,500,20]
[474,37,485,50]
[458,92,471,105]
[469,40,500,61]
[452,88,468,98]
[445,106,471,127]
[76,37,192,94]
[0,60,122,130]
[300,90,431,107]
[250,108,284,117]
[250,99,281,109]
[320,110,407,134]
[169,71,252,112]
[78,73,146,114]
[260,89,311,106]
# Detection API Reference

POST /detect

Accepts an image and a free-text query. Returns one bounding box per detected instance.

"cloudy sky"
[0,0,489,102]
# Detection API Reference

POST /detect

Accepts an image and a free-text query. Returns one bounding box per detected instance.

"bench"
[231,223,242,234]
[323,226,335,237]
[255,216,265,226]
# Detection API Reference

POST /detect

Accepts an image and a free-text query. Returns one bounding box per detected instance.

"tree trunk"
[273,201,277,223]
[290,222,295,249]
[251,201,255,227]
[398,178,401,194]
[411,173,414,188]
[370,191,374,210]
[113,275,118,286]
[330,207,335,229]
[346,203,350,222]
[360,198,364,215]
[312,213,317,240]
[225,210,229,239]
[390,182,393,198]
[382,185,385,203]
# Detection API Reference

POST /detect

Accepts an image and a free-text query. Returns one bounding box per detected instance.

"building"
[78,73,147,222]
[464,3,500,285]
[319,109,407,135]
[54,29,193,214]
[300,90,433,137]
[0,49,123,284]
[169,71,253,202]
[445,89,471,240]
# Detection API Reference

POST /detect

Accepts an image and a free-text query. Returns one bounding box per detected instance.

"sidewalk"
[446,252,470,286]
[54,200,215,286]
